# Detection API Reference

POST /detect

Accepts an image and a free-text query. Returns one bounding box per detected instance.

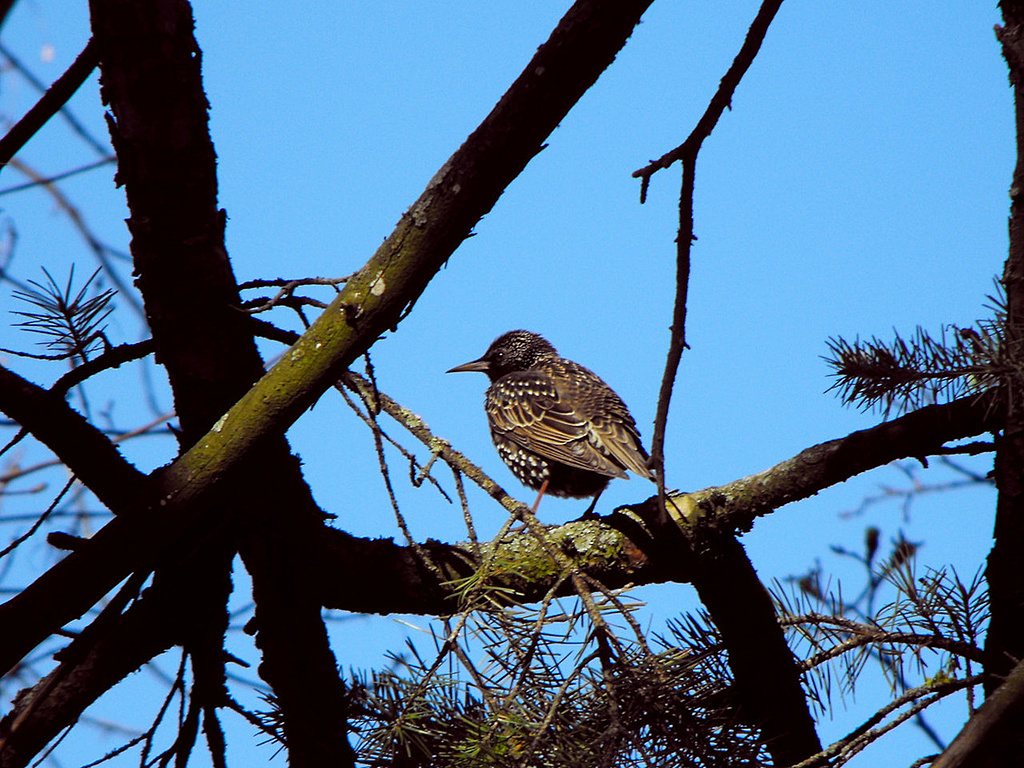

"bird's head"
[447,330,557,381]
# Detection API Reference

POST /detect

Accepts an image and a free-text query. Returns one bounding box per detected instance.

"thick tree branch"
[668,392,1001,537]
[89,0,265,436]
[0,363,146,511]
[315,393,998,614]
[931,655,1024,768]
[987,3,1024,713]
[0,8,657,761]
[689,535,821,765]
[92,1,353,762]
[316,519,664,615]
[233,456,355,768]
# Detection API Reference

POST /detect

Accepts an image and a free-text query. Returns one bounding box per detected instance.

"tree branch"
[307,393,998,766]
[314,393,999,614]
[664,392,1001,537]
[89,1,352,762]
[987,1,1024,704]
[689,534,821,765]
[931,655,1024,768]
[89,0,266,437]
[0,39,99,170]
[0,362,146,511]
[642,0,786,521]
[0,0,656,729]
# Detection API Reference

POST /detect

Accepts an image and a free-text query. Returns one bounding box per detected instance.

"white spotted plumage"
[449,330,654,506]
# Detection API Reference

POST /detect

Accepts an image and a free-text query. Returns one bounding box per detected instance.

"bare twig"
[340,370,522,515]
[50,339,155,395]
[4,158,141,319]
[790,674,985,768]
[642,0,786,525]
[0,157,116,197]
[0,476,74,560]
[0,412,171,488]
[333,380,451,503]
[0,39,107,164]
[781,612,988,670]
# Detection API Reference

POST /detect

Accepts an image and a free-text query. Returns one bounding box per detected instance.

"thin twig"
[340,370,523,515]
[0,412,172,487]
[789,674,984,768]
[4,158,142,319]
[334,381,451,503]
[0,157,115,197]
[0,475,74,560]
[0,39,106,166]
[644,0,786,525]
[631,0,786,195]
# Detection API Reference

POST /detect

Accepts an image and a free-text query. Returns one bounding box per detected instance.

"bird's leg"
[530,478,550,514]
[579,488,605,520]
[507,480,547,534]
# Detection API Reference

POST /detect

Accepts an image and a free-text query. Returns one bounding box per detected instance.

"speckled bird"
[448,330,653,516]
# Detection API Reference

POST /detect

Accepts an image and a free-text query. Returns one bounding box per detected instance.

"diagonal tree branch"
[669,392,1001,537]
[931,655,1024,768]
[0,0,656,714]
[0,39,99,170]
[0,362,146,511]
[688,534,821,765]
[313,392,999,614]
[0,40,108,159]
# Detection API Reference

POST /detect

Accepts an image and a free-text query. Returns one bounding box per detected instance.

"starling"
[448,330,653,516]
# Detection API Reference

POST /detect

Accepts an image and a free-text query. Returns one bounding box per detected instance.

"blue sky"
[0,2,1011,765]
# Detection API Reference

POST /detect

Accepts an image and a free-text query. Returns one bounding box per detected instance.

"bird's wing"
[586,411,653,480]
[485,371,629,479]
[556,360,654,481]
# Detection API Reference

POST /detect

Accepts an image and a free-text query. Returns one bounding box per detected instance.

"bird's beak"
[447,357,490,374]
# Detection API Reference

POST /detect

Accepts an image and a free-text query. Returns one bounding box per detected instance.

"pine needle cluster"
[344,603,768,768]
[10,266,116,361]
[823,288,1009,414]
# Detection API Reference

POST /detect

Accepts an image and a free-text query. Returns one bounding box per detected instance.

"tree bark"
[89,0,352,763]
[987,14,1024,755]
[1,1,657,765]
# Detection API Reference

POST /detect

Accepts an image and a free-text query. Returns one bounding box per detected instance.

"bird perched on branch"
[448,330,653,516]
